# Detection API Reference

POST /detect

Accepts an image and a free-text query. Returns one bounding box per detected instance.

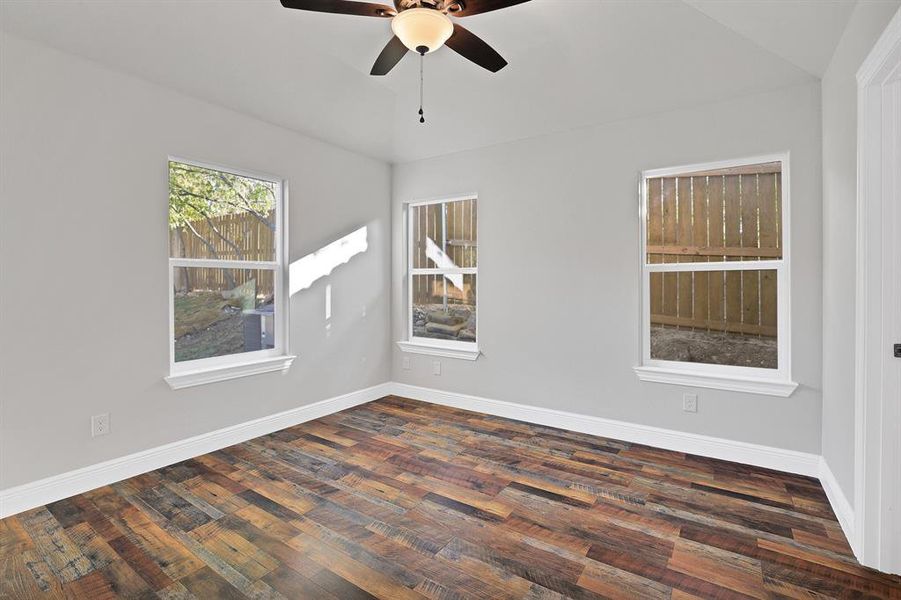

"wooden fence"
[411,199,477,307]
[171,210,276,297]
[647,163,782,337]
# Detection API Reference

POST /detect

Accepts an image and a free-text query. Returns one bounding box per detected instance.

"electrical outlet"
[432,360,441,376]
[682,394,698,413]
[92,413,110,437]
[402,356,412,370]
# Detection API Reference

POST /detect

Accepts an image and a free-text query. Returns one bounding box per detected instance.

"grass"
[173,291,245,362]
[174,292,240,338]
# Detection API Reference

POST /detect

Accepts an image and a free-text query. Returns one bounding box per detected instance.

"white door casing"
[854,6,901,575]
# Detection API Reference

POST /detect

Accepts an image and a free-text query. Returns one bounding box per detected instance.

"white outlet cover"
[91,413,110,437]
[682,394,698,413]
[432,361,441,375]
[402,357,412,370]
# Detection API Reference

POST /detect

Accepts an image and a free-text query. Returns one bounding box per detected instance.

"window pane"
[411,199,477,269]
[173,267,275,362]
[646,162,782,264]
[649,269,777,368]
[412,273,476,343]
[169,161,277,261]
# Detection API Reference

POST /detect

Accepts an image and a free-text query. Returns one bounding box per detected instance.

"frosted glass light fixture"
[391,8,454,54]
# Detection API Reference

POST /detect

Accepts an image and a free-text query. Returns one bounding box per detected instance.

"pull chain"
[418,51,425,124]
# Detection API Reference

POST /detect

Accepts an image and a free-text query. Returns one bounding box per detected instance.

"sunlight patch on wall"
[289,226,368,296]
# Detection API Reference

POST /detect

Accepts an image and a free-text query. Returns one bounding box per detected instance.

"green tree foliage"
[169,161,277,291]
[168,161,275,232]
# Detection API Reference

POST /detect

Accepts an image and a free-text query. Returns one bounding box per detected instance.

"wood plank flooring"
[2,396,900,599]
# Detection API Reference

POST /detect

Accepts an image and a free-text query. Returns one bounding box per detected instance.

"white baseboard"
[818,457,857,553]
[0,382,393,519]
[1,380,847,543]
[388,383,822,478]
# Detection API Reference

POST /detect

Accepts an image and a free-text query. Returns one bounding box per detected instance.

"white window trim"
[399,194,480,361]
[633,153,797,397]
[165,157,295,390]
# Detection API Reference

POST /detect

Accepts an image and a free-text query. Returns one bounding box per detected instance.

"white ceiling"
[683,0,855,78]
[0,0,854,163]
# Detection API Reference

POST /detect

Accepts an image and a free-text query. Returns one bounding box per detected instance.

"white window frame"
[397,194,480,361]
[165,157,295,390]
[633,153,797,397]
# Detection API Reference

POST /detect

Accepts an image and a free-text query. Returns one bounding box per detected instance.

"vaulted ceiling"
[0,0,855,163]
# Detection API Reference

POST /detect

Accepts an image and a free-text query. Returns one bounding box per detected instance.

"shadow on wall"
[289,225,368,295]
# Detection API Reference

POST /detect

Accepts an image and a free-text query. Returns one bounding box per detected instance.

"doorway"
[855,6,901,575]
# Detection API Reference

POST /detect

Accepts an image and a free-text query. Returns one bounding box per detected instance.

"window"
[398,196,479,360]
[165,158,293,389]
[634,155,796,396]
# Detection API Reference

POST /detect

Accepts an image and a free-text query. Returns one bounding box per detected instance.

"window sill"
[633,366,798,397]
[397,341,481,361]
[166,355,296,390]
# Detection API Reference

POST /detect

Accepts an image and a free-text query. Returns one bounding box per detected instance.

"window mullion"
[411,268,478,275]
[170,258,279,270]
[644,259,782,273]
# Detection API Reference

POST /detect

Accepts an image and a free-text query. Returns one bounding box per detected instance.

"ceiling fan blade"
[371,36,409,75]
[451,0,531,17]
[280,0,395,18]
[445,23,507,73]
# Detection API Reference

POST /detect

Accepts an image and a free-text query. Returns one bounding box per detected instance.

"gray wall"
[8,11,888,492]
[820,1,901,502]
[392,82,824,454]
[0,34,392,489]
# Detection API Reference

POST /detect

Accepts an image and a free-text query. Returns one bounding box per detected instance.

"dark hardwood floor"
[2,396,900,599]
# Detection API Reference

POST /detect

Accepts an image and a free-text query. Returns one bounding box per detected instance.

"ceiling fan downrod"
[418,46,427,124]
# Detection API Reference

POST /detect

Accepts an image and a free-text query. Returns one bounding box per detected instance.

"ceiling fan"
[279,0,531,75]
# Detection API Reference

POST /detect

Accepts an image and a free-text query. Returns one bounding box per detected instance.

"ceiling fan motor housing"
[396,0,465,13]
